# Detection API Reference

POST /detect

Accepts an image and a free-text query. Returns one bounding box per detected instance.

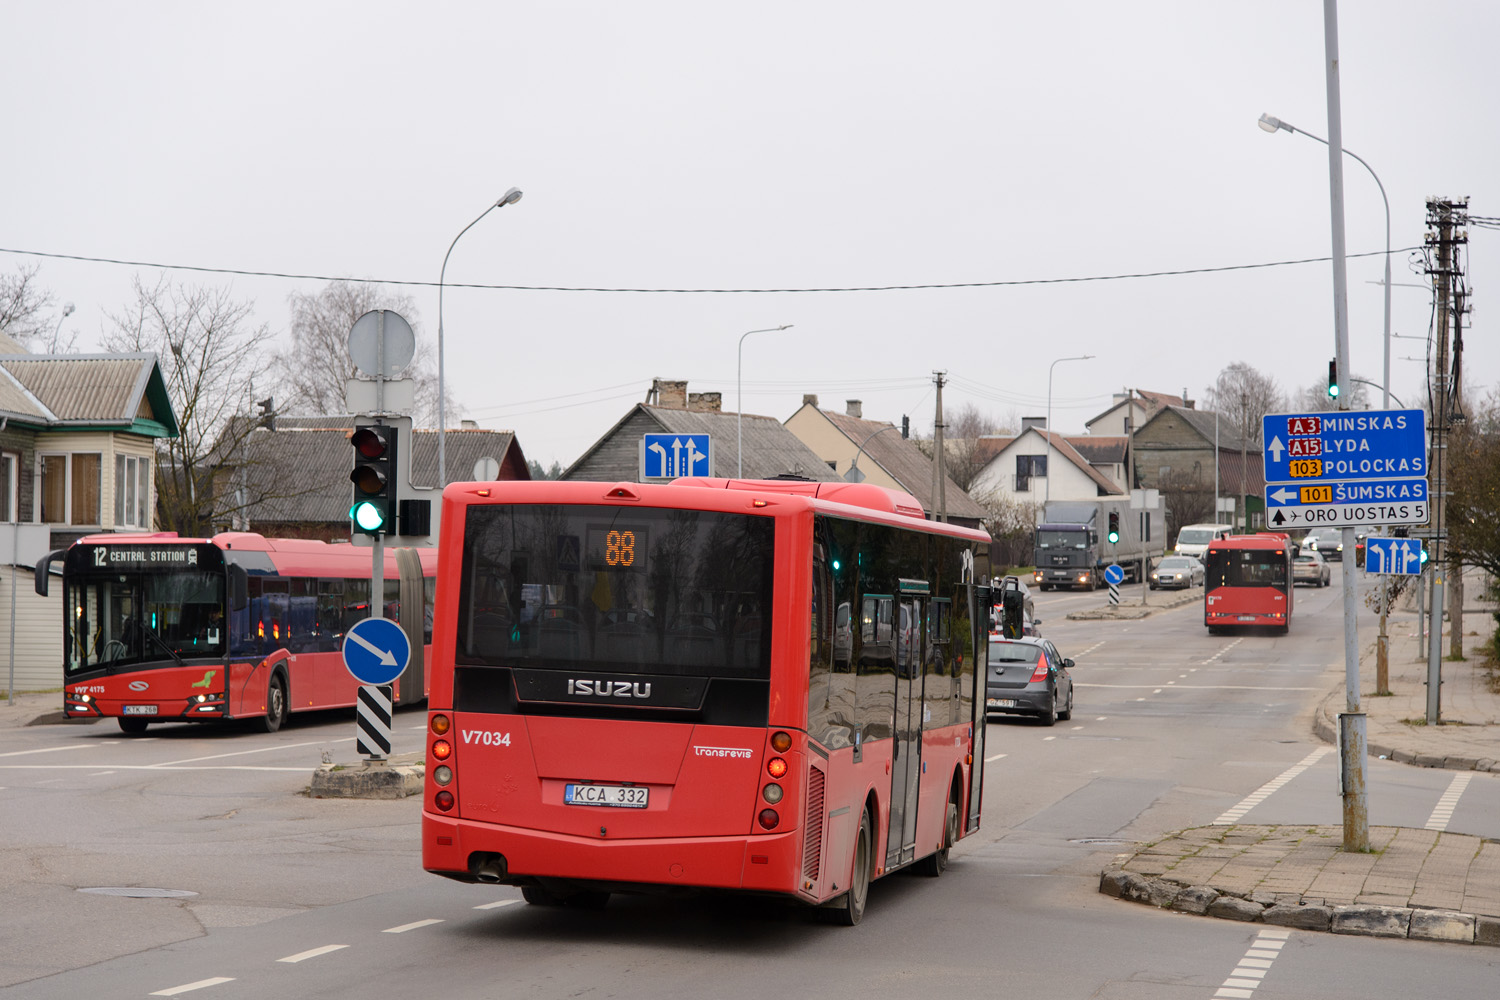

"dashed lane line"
[1213,748,1333,825]
[1425,772,1474,831]
[277,944,348,963]
[1202,638,1245,665]
[984,752,1009,762]
[1074,641,1107,658]
[1214,928,1289,999]
[150,978,235,996]
[474,899,520,910]
[0,744,91,758]
[1074,684,1319,691]
[383,918,444,933]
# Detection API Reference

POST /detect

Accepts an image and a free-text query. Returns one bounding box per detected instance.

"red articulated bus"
[39,532,437,735]
[422,477,992,924]
[1203,532,1294,635]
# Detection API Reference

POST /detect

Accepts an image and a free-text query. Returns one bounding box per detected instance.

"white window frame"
[115,453,152,529]
[38,452,104,528]
[0,451,17,523]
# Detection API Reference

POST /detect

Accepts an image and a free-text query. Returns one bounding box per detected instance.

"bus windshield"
[65,569,227,673]
[456,504,775,678]
[1206,549,1289,589]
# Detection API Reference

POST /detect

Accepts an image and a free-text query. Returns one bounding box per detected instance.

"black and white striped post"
[1104,563,1124,607]
[356,684,394,760]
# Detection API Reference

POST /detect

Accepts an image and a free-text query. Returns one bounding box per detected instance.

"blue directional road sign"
[640,433,713,479]
[342,616,411,685]
[1263,477,1430,530]
[1103,564,1125,586]
[1363,537,1424,576]
[1261,409,1426,485]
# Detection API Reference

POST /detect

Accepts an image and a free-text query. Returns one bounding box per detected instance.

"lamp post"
[845,424,897,482]
[1044,354,1093,503]
[438,187,522,490]
[52,303,74,351]
[736,325,793,477]
[1259,113,1391,409]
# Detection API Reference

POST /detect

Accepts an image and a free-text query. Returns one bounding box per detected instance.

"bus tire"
[917,800,958,877]
[522,885,559,906]
[261,673,287,734]
[827,809,872,926]
[118,717,148,736]
[563,890,610,910]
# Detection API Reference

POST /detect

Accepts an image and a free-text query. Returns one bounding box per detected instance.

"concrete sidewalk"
[1102,565,1500,945]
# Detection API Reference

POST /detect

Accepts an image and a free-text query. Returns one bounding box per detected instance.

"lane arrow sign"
[348,629,397,667]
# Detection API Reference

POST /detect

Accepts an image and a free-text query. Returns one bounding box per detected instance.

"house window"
[116,454,152,529]
[40,453,103,526]
[0,452,16,521]
[1016,454,1047,479]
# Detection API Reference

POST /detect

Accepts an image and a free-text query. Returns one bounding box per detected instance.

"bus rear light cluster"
[767,757,788,779]
[770,730,792,753]
[433,765,453,786]
[757,808,779,830]
[431,713,451,736]
[435,791,455,811]
[432,739,452,761]
[761,783,783,804]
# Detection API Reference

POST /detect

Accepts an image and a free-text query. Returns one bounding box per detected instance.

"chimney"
[652,378,688,409]
[846,399,863,418]
[802,394,819,408]
[1021,416,1047,431]
[687,391,722,412]
[460,419,479,430]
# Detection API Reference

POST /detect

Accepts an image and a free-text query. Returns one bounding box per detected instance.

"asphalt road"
[3,567,1497,999]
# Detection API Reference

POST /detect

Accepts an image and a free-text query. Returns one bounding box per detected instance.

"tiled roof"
[0,355,154,422]
[1067,435,1127,465]
[816,409,990,520]
[1033,429,1125,496]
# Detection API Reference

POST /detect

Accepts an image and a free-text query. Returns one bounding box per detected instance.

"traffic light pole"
[371,534,384,621]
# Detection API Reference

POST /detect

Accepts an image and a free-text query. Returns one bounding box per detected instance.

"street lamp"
[1259,113,1391,409]
[736,325,793,478]
[845,424,897,482]
[438,187,523,490]
[52,303,74,352]
[1044,354,1093,503]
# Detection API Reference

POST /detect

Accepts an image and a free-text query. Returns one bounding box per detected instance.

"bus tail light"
[431,714,450,736]
[770,730,792,752]
[435,791,455,811]
[432,739,452,761]
[757,808,779,830]
[762,783,783,804]
[767,757,788,779]
[434,765,453,786]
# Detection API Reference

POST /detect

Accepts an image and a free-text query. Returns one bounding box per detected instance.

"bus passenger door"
[887,597,922,869]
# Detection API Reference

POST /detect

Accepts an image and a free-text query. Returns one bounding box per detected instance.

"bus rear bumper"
[423,812,803,895]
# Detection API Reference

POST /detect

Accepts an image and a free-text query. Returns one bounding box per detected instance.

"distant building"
[1133,405,1264,532]
[1085,389,1191,437]
[563,379,840,483]
[970,426,1126,507]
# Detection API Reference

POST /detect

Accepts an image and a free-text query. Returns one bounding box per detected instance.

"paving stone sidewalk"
[1101,824,1500,946]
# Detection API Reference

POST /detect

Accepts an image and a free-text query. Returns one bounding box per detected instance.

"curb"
[1099,865,1500,947]
[1312,691,1500,774]
[1066,591,1201,621]
[308,754,424,799]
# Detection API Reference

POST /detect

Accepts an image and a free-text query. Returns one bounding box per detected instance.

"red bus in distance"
[422,478,992,924]
[1203,533,1294,635]
[39,532,436,734]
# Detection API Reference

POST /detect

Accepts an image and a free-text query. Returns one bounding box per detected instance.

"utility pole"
[1423,197,1467,722]
[1448,282,1469,660]
[931,371,948,522]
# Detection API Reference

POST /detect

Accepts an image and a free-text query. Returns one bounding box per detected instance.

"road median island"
[1099,824,1500,947]
[1066,589,1202,621]
[308,751,424,799]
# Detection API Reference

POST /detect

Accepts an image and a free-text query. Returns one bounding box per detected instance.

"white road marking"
[1214,749,1333,825]
[150,978,235,996]
[1075,641,1106,657]
[0,744,91,758]
[91,771,115,776]
[474,899,520,910]
[278,944,349,963]
[1075,684,1319,691]
[1213,928,1290,998]
[984,753,1008,762]
[1154,689,1163,694]
[1071,726,1083,730]
[0,765,312,773]
[153,737,355,767]
[1425,772,1474,831]
[383,918,444,933]
[1202,638,1245,665]
[1042,736,1055,741]
[1095,716,1108,721]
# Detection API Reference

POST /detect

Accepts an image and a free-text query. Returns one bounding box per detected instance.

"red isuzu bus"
[1204,532,1295,635]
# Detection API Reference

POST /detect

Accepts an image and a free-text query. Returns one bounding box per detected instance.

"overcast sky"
[4,2,1496,470]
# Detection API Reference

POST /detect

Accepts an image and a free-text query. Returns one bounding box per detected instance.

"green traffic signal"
[1327,358,1339,399]
[350,500,386,532]
[349,423,397,537]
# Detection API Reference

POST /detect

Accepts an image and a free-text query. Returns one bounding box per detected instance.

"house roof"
[563,403,842,483]
[1084,389,1188,431]
[1033,429,1125,495]
[1066,435,1127,466]
[223,424,526,524]
[810,408,990,520]
[1140,405,1249,451]
[0,353,178,436]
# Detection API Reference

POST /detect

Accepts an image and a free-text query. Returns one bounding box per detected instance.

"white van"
[1174,523,1233,559]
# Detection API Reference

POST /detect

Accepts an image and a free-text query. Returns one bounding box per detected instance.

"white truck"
[1032,499,1167,590]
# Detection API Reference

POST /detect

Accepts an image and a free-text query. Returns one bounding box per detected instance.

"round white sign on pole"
[348,310,416,378]
[472,456,501,481]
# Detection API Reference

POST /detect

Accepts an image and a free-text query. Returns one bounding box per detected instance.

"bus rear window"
[456,504,775,679]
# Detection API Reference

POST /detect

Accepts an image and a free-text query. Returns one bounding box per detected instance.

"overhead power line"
[0,245,1419,295]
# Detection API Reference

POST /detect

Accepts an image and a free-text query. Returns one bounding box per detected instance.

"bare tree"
[969,487,1041,570]
[1202,362,1285,449]
[272,280,457,428]
[0,264,57,349]
[915,402,1002,492]
[103,276,279,536]
[1293,371,1372,412]
[1158,468,1214,541]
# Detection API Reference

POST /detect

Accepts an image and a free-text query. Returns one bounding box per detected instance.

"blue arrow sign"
[641,433,713,479]
[1362,537,1424,576]
[342,616,411,686]
[1261,408,1426,485]
[1265,478,1428,508]
[1103,564,1125,586]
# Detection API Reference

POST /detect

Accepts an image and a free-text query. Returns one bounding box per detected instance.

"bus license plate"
[987,698,1017,708]
[1237,615,1257,622]
[564,783,648,808]
[123,705,158,715]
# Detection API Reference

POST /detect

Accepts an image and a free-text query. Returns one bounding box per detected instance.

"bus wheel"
[917,800,958,877]
[827,809,872,925]
[563,890,610,910]
[118,717,148,736]
[261,675,287,734]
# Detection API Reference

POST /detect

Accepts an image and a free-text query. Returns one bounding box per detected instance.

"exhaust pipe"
[471,853,507,884]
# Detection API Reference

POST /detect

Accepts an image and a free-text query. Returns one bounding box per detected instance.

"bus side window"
[316,579,345,651]
[230,576,262,658]
[423,576,436,644]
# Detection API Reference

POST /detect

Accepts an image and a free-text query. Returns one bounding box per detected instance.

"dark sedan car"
[985,636,1074,726]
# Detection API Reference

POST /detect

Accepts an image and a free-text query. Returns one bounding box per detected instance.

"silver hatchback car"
[985,636,1074,726]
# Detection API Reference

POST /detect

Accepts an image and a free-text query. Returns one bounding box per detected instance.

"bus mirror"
[228,563,249,612]
[34,549,66,597]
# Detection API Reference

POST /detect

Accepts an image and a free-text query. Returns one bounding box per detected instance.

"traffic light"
[901,415,910,439]
[349,424,398,536]
[1327,358,1340,400]
[1107,511,1120,544]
